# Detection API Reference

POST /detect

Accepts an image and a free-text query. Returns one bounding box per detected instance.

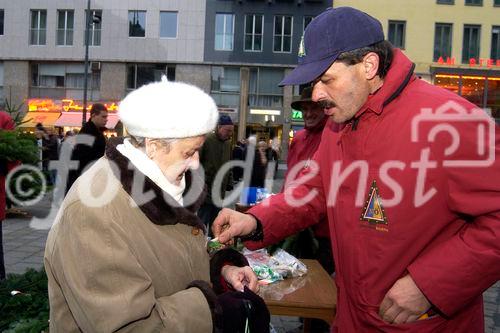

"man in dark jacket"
[198,114,234,230]
[66,103,108,194]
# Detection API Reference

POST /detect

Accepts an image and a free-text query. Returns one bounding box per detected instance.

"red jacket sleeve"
[408,120,500,316]
[245,154,327,250]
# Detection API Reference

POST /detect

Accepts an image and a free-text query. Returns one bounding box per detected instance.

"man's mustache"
[318,100,336,109]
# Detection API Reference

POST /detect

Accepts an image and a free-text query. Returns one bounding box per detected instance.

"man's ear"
[362,52,380,80]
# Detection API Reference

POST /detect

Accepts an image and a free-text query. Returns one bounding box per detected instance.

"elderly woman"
[44,80,268,332]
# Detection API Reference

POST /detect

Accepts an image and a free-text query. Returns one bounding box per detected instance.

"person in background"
[232,139,247,183]
[45,80,269,333]
[198,114,234,230]
[213,7,500,332]
[0,110,15,280]
[43,127,60,185]
[283,86,333,273]
[66,103,108,194]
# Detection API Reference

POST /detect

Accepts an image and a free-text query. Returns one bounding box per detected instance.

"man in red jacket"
[285,87,333,274]
[213,7,500,332]
[0,110,15,280]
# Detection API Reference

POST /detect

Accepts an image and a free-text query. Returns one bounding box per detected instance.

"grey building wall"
[100,62,126,101]
[176,64,211,94]
[204,0,329,65]
[3,61,30,113]
[0,0,206,63]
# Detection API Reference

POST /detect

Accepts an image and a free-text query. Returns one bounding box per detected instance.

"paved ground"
[2,175,499,332]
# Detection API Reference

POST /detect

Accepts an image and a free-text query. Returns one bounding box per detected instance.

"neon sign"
[436,56,500,67]
[28,98,118,112]
[291,110,303,120]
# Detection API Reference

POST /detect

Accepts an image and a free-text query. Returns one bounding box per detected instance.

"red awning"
[54,112,119,129]
[19,112,61,128]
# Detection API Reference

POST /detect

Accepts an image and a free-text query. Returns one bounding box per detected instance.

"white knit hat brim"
[118,80,219,138]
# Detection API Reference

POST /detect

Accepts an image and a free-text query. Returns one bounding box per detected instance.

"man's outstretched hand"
[212,208,258,244]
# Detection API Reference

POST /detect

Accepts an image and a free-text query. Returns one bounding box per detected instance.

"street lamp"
[82,1,101,126]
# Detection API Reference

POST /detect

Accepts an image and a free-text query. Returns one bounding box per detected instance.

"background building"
[0,0,329,157]
[333,0,500,120]
[0,0,207,135]
[205,0,329,158]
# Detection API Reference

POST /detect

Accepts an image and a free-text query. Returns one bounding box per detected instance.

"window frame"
[436,0,454,4]
[491,26,500,60]
[29,9,47,45]
[465,0,482,6]
[214,13,234,51]
[57,9,74,46]
[388,20,406,49]
[159,11,178,39]
[303,16,314,33]
[128,10,146,38]
[462,24,481,63]
[433,23,453,61]
[0,10,4,36]
[85,9,102,47]
[244,14,264,52]
[273,15,293,53]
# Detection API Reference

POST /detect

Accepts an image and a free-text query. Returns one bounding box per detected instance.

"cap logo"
[298,35,306,58]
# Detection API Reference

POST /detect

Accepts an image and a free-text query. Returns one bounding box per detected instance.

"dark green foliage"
[0,130,39,164]
[0,268,49,332]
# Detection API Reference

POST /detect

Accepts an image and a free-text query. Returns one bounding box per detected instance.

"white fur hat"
[118,79,219,138]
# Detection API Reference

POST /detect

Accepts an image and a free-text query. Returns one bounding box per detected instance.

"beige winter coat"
[45,139,219,332]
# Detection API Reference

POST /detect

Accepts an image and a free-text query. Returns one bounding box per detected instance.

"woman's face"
[148,135,205,184]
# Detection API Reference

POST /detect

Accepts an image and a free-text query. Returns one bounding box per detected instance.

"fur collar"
[105,137,207,233]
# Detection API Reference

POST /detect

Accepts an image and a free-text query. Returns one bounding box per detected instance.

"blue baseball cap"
[279,7,384,86]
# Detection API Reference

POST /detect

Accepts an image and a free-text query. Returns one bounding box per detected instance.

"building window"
[492,26,500,60]
[388,20,405,49]
[249,67,284,108]
[30,10,47,45]
[127,64,175,90]
[465,0,482,5]
[273,15,293,53]
[160,11,177,38]
[436,0,454,4]
[495,0,500,6]
[85,10,102,46]
[30,63,101,100]
[0,10,4,36]
[211,66,240,107]
[57,10,74,46]
[303,16,313,33]
[215,13,234,51]
[244,14,263,52]
[462,25,481,63]
[434,23,453,61]
[129,10,146,37]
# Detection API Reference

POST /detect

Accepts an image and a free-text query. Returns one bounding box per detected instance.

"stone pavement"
[2,180,500,332]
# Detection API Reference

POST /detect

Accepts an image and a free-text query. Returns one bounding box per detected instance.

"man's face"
[301,102,326,129]
[312,61,371,124]
[91,111,108,128]
[149,135,205,185]
[217,125,234,141]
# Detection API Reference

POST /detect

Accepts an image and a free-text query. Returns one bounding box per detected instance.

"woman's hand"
[221,265,259,293]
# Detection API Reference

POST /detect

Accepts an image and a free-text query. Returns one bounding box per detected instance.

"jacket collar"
[105,137,207,232]
[355,49,416,118]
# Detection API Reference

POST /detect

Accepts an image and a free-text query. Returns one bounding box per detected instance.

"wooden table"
[259,259,337,331]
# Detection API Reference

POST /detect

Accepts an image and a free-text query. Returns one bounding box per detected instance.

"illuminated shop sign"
[291,110,303,120]
[435,57,500,67]
[28,98,119,112]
